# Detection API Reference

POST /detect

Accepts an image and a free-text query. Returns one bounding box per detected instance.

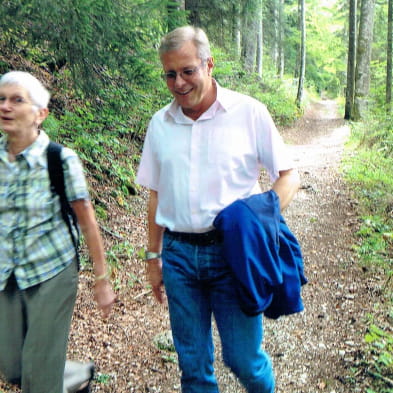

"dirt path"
[0,100,379,393]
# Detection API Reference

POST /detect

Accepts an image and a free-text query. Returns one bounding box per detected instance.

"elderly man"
[136,26,300,393]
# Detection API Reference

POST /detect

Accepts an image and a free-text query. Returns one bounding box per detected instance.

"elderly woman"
[0,70,116,393]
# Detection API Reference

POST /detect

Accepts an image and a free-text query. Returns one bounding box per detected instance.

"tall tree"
[256,0,264,77]
[277,0,285,78]
[232,2,242,60]
[345,0,357,120]
[387,0,393,111]
[271,0,280,70]
[185,0,201,26]
[295,0,306,108]
[353,0,376,120]
[242,0,259,73]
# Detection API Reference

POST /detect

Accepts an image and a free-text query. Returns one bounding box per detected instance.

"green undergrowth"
[205,46,301,126]
[44,80,170,205]
[343,111,393,392]
[363,322,393,393]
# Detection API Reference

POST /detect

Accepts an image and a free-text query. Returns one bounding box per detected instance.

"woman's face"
[0,84,47,136]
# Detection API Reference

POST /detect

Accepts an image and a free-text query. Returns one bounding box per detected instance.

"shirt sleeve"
[136,120,160,191]
[61,147,90,201]
[256,103,295,181]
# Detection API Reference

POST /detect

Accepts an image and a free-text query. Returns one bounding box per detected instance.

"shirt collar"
[164,80,228,123]
[0,135,8,164]
[0,130,50,168]
[214,81,232,112]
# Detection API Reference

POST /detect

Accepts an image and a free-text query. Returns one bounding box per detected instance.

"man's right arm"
[146,190,165,303]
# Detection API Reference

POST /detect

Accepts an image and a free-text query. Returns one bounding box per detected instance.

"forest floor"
[0,99,389,393]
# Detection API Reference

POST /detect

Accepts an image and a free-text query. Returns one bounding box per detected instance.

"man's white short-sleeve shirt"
[136,83,294,233]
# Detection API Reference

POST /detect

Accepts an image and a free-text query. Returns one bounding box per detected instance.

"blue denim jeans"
[162,233,275,393]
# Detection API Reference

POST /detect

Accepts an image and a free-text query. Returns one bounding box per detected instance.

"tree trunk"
[353,0,375,121]
[170,0,185,9]
[232,2,242,60]
[345,0,357,120]
[242,0,259,73]
[185,0,201,26]
[296,0,306,108]
[256,0,263,77]
[277,0,285,78]
[272,0,279,69]
[386,0,393,112]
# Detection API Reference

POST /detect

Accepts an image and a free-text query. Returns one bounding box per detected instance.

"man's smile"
[175,88,193,96]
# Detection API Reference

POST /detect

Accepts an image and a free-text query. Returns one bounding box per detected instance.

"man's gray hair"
[0,71,50,109]
[159,26,211,61]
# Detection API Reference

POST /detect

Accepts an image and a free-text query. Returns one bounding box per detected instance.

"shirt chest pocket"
[15,170,58,227]
[207,126,256,168]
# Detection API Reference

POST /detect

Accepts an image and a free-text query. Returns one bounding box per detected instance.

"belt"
[165,229,222,246]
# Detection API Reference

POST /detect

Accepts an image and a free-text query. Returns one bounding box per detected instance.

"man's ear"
[207,57,214,76]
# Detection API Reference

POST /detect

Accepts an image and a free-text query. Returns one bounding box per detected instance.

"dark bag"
[47,141,80,268]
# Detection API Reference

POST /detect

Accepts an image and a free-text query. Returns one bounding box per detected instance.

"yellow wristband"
[95,272,109,281]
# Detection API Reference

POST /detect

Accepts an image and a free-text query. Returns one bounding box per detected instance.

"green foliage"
[372,2,389,63]
[106,241,135,272]
[353,215,392,267]
[343,113,393,392]
[213,47,300,125]
[95,373,112,384]
[363,324,393,392]
[0,0,171,99]
[303,1,347,96]
[343,116,393,272]
[45,107,138,200]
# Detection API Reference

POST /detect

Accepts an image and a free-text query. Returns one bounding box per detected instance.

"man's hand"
[146,258,165,303]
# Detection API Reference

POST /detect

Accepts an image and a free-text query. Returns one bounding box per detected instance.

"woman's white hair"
[0,71,50,109]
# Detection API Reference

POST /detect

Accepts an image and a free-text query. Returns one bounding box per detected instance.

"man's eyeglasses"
[161,62,205,82]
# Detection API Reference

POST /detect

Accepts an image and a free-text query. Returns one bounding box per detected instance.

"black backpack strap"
[47,141,80,269]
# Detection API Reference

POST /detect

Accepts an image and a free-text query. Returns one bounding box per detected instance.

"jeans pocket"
[163,232,176,251]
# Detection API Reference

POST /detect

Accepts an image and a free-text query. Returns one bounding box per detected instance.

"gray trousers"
[0,262,78,393]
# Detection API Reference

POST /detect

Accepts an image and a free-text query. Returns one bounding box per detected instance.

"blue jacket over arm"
[213,190,307,319]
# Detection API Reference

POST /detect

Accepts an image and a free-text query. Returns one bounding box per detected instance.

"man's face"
[161,40,214,119]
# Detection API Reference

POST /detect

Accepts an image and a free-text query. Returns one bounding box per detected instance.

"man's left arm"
[272,168,301,211]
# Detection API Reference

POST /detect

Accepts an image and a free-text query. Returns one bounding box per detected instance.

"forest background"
[0,0,392,392]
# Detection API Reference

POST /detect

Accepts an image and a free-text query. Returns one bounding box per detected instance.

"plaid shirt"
[0,131,90,290]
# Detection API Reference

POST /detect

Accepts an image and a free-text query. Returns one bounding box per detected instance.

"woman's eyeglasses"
[0,96,32,107]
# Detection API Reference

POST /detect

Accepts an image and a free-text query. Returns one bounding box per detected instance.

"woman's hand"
[93,279,116,318]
